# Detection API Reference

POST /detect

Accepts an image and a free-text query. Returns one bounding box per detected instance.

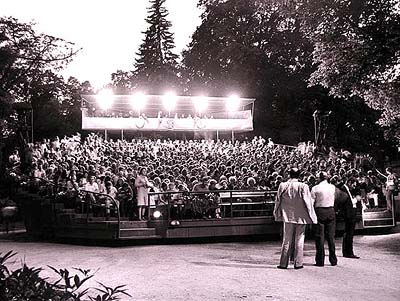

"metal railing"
[147,190,277,222]
[22,176,121,238]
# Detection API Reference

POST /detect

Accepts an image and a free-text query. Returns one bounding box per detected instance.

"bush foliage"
[0,250,131,301]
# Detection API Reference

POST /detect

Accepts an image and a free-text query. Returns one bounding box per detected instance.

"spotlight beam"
[96,89,114,110]
[226,94,240,112]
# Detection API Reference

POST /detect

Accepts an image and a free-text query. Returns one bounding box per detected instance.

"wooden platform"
[14,191,397,242]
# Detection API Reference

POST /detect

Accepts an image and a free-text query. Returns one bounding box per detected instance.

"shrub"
[0,250,131,300]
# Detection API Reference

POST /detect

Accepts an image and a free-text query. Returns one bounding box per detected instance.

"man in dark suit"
[335,179,360,259]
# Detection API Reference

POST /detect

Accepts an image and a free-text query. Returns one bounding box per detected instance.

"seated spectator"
[193,176,210,192]
[117,181,133,218]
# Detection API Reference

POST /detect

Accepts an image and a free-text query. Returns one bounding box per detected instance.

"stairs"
[55,208,161,240]
[118,221,160,240]
[363,209,395,228]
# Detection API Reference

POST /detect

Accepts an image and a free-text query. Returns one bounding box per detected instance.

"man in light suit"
[274,168,317,269]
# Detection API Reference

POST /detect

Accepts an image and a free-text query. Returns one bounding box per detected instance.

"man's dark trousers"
[314,207,337,266]
[343,219,356,256]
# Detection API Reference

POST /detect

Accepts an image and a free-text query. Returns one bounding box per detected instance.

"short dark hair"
[289,168,300,179]
[318,171,329,180]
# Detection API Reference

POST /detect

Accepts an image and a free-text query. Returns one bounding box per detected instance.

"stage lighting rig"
[193,95,208,114]
[130,92,147,112]
[162,92,177,115]
[226,94,240,112]
[96,89,114,111]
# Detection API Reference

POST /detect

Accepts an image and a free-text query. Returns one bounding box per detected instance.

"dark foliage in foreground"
[0,250,131,301]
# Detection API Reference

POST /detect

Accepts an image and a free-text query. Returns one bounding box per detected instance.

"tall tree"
[111,70,133,94]
[0,17,80,144]
[133,0,180,94]
[182,0,394,154]
[0,16,80,142]
[298,0,400,141]
[182,0,319,143]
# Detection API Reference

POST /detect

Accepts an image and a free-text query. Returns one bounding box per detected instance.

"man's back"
[275,179,316,224]
[311,180,335,208]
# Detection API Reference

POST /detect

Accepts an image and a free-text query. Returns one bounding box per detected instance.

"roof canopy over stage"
[81,93,255,132]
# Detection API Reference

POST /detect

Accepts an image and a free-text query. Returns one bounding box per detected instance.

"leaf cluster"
[299,0,400,130]
[0,16,87,143]
[0,250,131,301]
[180,0,398,152]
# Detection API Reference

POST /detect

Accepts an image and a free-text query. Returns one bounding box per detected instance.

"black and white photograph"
[0,0,399,300]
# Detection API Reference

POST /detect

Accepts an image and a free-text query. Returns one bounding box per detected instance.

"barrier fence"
[147,190,277,222]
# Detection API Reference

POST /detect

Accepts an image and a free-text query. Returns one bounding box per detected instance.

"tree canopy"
[132,0,180,94]
[299,0,400,140]
[180,0,398,154]
[182,0,321,143]
[0,16,87,143]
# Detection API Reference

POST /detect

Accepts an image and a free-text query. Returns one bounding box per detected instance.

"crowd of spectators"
[6,133,396,220]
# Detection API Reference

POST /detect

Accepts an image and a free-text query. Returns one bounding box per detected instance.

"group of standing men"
[273,168,359,269]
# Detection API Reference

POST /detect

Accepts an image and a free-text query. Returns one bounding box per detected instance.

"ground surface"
[1,227,399,301]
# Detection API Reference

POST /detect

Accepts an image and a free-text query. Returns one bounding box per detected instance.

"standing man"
[274,168,317,269]
[311,171,338,267]
[335,179,360,259]
[383,167,397,212]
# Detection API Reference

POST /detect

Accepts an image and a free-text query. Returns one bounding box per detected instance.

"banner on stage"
[82,110,253,132]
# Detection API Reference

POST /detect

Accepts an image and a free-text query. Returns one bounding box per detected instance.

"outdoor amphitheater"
[1,1,400,299]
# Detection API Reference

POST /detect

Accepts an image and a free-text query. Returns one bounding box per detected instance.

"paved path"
[1,228,399,301]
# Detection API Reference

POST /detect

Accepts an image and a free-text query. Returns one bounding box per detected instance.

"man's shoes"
[276,265,287,269]
[294,266,304,270]
[331,262,337,266]
[343,254,360,259]
[314,263,324,267]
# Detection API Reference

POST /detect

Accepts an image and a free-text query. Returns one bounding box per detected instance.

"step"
[54,203,65,211]
[118,234,162,240]
[364,219,395,227]
[59,209,76,214]
[363,210,392,219]
[119,221,149,229]
[119,228,156,238]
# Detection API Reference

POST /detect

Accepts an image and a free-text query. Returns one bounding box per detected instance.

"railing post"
[230,191,233,218]
[168,198,171,222]
[391,192,396,226]
[86,194,90,223]
[115,197,120,239]
[148,194,151,221]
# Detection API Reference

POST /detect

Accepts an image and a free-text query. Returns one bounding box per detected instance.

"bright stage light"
[162,92,177,112]
[153,210,162,219]
[130,92,146,112]
[96,89,114,110]
[193,96,208,113]
[226,94,240,112]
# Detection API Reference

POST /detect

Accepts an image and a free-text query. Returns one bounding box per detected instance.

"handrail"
[147,189,277,196]
[26,176,121,239]
[147,189,277,221]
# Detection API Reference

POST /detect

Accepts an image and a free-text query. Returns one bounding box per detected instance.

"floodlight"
[153,210,162,219]
[129,92,146,112]
[96,89,114,110]
[162,92,177,112]
[193,96,208,113]
[226,94,240,112]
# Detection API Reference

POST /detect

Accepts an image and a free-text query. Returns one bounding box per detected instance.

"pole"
[121,129,124,141]
[105,129,108,141]
[231,130,234,143]
[31,108,34,143]
[313,112,317,146]
[216,130,219,141]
